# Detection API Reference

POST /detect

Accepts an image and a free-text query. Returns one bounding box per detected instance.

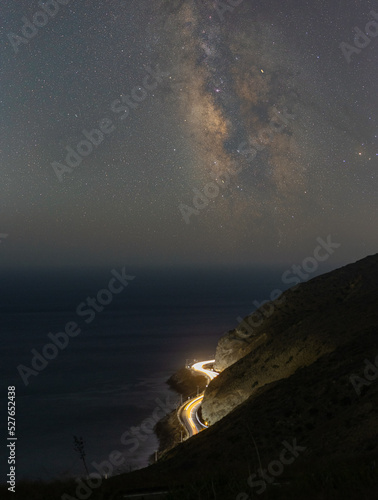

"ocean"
[0,266,291,481]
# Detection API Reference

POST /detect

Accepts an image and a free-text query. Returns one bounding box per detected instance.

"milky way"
[1,0,377,267]
[148,0,377,254]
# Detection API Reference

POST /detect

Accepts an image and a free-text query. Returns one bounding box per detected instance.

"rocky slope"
[201,253,378,424]
[101,285,378,498]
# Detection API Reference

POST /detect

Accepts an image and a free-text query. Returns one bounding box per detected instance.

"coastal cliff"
[202,253,378,424]
[104,254,378,498]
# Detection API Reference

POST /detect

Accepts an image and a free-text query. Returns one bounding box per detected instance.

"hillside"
[202,253,378,423]
[103,253,378,499]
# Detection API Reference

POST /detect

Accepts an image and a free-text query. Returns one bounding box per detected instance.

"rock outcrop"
[167,367,207,399]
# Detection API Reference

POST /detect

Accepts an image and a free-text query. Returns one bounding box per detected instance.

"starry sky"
[1,0,377,269]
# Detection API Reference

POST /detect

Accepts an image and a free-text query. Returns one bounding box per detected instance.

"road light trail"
[182,395,205,435]
[191,359,218,382]
[179,359,218,438]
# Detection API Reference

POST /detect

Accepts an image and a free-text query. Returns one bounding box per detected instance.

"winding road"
[179,359,218,438]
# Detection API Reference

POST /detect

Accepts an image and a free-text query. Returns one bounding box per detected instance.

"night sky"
[1,0,377,269]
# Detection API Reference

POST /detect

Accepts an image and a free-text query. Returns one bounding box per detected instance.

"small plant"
[73,435,89,477]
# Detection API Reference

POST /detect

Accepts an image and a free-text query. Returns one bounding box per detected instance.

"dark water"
[0,266,292,481]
